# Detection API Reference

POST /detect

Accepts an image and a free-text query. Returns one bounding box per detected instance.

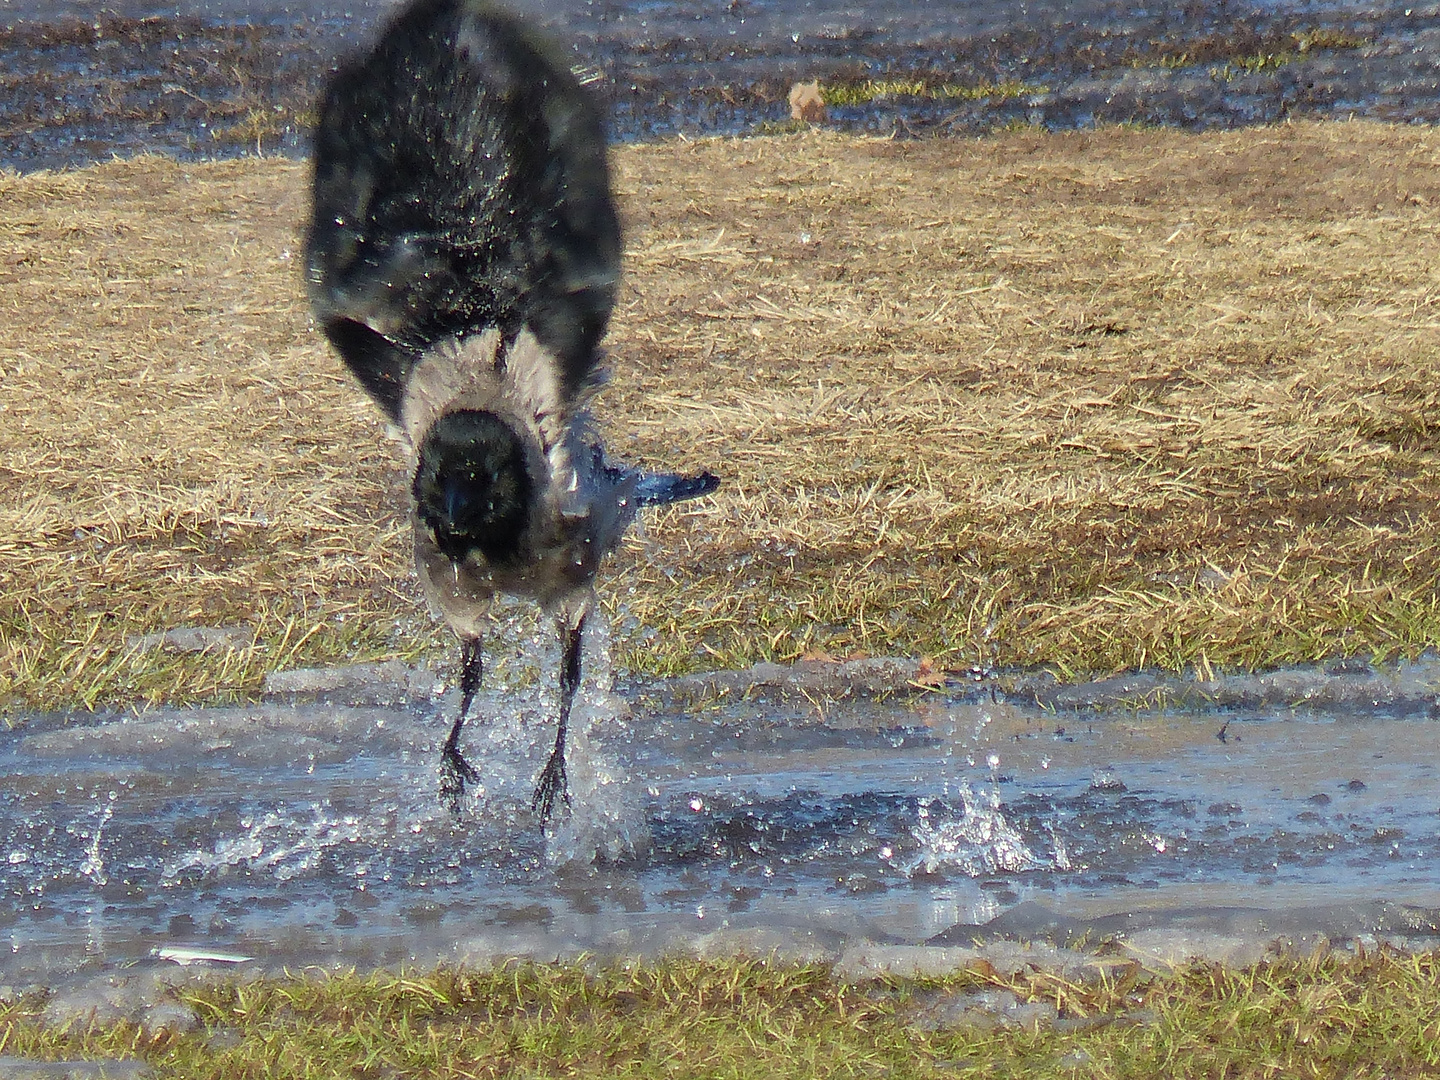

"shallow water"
[2,626,1437,991]
[2,0,1438,171]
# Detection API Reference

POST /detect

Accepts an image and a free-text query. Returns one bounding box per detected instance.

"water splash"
[1045,821,1072,872]
[904,786,1047,878]
[77,790,117,887]
[544,723,651,867]
[0,670,1436,985]
[162,804,403,884]
[543,614,651,867]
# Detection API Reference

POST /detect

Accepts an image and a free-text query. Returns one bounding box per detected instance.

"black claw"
[439,743,481,815]
[530,747,570,824]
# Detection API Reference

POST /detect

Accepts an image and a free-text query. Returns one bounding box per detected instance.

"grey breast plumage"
[400,328,638,633]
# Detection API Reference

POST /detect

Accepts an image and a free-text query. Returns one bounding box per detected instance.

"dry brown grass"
[3,120,1440,710]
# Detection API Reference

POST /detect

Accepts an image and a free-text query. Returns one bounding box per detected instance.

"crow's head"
[413,410,533,565]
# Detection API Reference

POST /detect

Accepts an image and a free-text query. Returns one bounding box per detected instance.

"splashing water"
[543,722,651,867]
[904,786,1048,877]
[0,659,1437,985]
[77,790,117,887]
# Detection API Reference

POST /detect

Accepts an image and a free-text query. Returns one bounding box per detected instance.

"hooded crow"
[304,0,718,824]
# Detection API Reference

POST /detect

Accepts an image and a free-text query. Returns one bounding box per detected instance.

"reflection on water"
[2,0,1438,170]
[2,629,1438,987]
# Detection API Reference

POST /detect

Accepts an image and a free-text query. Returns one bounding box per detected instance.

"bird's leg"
[532,611,584,825]
[439,635,483,814]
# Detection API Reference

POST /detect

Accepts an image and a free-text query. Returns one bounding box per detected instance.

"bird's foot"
[439,743,482,816]
[530,748,571,826]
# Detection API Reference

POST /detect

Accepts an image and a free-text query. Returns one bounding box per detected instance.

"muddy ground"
[3,0,1439,170]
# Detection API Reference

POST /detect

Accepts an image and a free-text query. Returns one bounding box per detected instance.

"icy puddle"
[1,658,1438,992]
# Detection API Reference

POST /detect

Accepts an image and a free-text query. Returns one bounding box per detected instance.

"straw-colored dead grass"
[3,120,1440,709]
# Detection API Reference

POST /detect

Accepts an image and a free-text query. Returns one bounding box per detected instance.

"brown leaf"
[788,81,826,124]
[912,656,946,689]
[967,958,999,980]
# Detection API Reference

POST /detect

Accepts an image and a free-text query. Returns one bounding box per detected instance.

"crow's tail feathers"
[632,470,721,506]
[601,456,720,507]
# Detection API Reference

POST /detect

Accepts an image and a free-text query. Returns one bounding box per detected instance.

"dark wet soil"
[3,0,1437,172]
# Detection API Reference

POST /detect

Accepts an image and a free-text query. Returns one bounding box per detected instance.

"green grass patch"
[1132,26,1370,72]
[820,79,1044,107]
[1293,29,1371,53]
[2,952,1439,1077]
[1214,50,1299,79]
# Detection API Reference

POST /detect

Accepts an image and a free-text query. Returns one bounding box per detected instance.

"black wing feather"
[318,318,416,424]
[305,0,621,407]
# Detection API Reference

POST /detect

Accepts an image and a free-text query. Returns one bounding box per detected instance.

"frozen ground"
[2,624,1437,1025]
[2,0,1438,169]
